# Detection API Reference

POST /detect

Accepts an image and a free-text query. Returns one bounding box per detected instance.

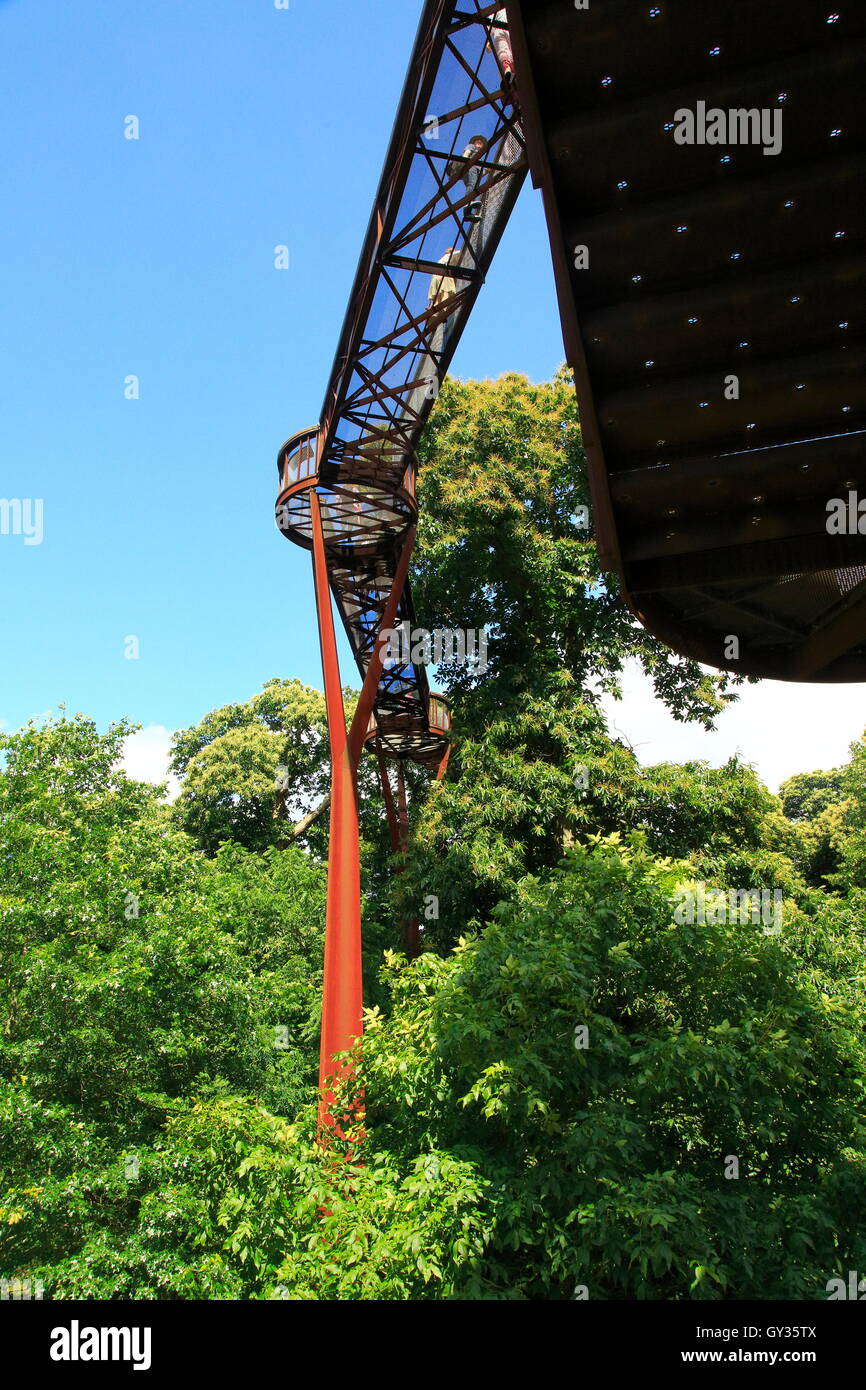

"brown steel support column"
[435,743,451,782]
[309,488,364,1142]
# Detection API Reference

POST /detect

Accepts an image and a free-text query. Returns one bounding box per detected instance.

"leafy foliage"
[354,839,866,1299]
[3,373,865,1301]
[0,716,326,1292]
[169,678,333,855]
[413,371,741,730]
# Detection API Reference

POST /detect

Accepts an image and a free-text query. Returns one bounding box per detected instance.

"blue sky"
[1,0,863,791]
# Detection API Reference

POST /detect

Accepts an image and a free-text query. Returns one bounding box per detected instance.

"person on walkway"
[428,246,462,310]
[488,10,515,84]
[448,134,488,223]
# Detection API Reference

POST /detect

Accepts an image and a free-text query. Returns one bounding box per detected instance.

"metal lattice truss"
[319,1,526,489]
[330,551,449,765]
[278,2,527,761]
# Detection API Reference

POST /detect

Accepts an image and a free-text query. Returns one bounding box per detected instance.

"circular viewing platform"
[275,427,417,555]
[365,693,452,767]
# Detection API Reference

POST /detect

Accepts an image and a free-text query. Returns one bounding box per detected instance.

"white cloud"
[601,661,866,792]
[114,672,865,808]
[120,725,180,801]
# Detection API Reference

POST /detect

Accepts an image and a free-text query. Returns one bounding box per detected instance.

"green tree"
[169,678,333,855]
[779,761,856,888]
[414,371,742,730]
[170,678,391,860]
[299,839,866,1299]
[833,731,866,892]
[0,714,326,1292]
[4,368,864,1304]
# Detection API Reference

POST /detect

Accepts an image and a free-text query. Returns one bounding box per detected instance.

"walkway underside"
[506,0,866,681]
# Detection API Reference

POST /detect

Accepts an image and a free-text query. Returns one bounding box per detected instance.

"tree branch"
[280,793,331,844]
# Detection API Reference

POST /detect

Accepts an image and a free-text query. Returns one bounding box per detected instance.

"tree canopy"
[2,371,864,1301]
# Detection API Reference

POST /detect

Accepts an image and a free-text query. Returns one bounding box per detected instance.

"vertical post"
[435,744,452,782]
[309,488,364,1140]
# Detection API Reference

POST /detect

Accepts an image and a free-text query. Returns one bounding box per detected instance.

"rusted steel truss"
[276,5,526,1119]
[278,1,526,766]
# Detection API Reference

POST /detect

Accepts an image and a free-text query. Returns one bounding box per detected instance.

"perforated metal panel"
[506,0,866,680]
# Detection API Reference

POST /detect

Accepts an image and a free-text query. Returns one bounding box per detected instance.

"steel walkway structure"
[277,2,525,766]
[276,3,525,1132]
[276,1,865,1130]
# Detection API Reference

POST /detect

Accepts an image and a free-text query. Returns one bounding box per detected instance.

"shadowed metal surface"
[505,0,866,681]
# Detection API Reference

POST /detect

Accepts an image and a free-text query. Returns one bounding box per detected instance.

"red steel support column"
[309,488,364,1140]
